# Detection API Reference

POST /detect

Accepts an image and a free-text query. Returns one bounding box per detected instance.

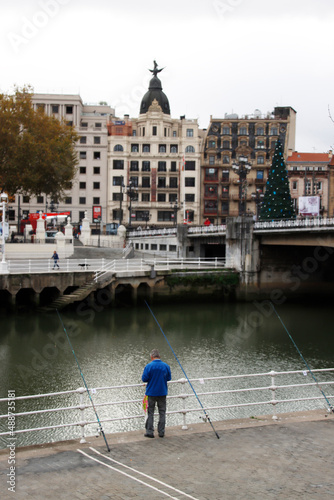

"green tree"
[0,87,78,200]
[259,139,295,220]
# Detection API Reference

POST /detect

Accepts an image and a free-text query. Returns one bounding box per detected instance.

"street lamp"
[126,180,138,228]
[170,199,183,226]
[0,192,9,273]
[251,189,264,220]
[232,156,252,216]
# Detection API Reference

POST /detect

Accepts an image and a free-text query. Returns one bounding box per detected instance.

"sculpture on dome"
[149,60,164,77]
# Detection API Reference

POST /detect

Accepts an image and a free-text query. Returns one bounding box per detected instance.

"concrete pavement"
[0,410,333,499]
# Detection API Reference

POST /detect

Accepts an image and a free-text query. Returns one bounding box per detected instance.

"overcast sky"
[1,0,334,152]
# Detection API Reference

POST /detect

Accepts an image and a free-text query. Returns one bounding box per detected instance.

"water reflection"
[0,301,333,447]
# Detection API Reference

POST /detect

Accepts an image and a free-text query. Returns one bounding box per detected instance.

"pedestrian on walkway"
[51,250,60,269]
[142,348,171,438]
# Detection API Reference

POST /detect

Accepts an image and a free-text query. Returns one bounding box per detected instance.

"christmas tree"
[259,139,295,220]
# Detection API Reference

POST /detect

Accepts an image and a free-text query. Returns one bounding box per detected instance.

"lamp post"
[0,192,9,273]
[232,156,252,216]
[251,189,264,220]
[119,176,124,226]
[126,180,138,228]
[170,199,183,226]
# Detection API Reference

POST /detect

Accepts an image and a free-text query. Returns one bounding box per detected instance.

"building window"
[143,144,150,153]
[79,151,86,159]
[93,182,100,190]
[205,185,217,197]
[114,144,123,152]
[93,197,100,204]
[186,129,193,137]
[204,200,217,212]
[142,161,150,172]
[185,177,195,187]
[292,181,298,190]
[113,176,123,186]
[222,126,230,135]
[169,193,177,202]
[132,130,137,136]
[158,161,167,172]
[223,155,230,164]
[158,177,166,188]
[80,166,86,174]
[153,126,157,136]
[185,145,195,153]
[95,122,102,128]
[158,193,166,202]
[239,127,247,135]
[81,122,88,128]
[205,168,218,181]
[51,105,59,113]
[142,193,150,202]
[65,197,72,204]
[222,170,229,182]
[94,152,101,160]
[208,140,216,148]
[79,197,86,204]
[130,161,139,171]
[209,156,215,165]
[159,144,166,153]
[170,145,178,153]
[80,182,86,189]
[185,161,195,170]
[113,193,122,201]
[131,144,139,152]
[93,167,100,174]
[113,160,124,169]
[142,177,150,188]
[169,245,177,252]
[66,121,73,126]
[257,156,265,165]
[130,176,138,187]
[169,178,178,188]
[270,127,278,136]
[257,140,265,149]
[66,105,73,114]
[256,127,264,135]
[37,196,44,204]
[256,170,264,179]
[185,194,195,202]
[160,244,167,251]
[94,137,101,145]
[170,161,177,172]
[23,196,30,203]
[223,140,230,149]
[222,201,229,214]
[79,211,85,221]
[173,130,177,137]
[80,136,87,144]
[158,211,173,221]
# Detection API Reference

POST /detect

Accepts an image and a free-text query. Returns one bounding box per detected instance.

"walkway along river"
[0,300,334,448]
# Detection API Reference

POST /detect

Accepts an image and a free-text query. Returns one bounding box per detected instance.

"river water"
[1,300,333,448]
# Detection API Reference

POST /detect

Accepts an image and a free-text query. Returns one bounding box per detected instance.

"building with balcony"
[11,94,114,229]
[287,151,333,216]
[200,107,297,222]
[107,64,204,227]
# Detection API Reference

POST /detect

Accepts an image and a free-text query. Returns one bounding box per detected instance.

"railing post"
[180,378,188,430]
[78,387,87,443]
[269,370,278,421]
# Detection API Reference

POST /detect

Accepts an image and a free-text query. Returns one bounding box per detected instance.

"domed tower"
[140,60,170,115]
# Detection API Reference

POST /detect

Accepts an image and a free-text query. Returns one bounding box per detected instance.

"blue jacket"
[142,359,171,396]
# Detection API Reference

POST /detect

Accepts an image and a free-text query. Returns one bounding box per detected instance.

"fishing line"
[56,310,111,452]
[270,302,334,413]
[145,301,220,439]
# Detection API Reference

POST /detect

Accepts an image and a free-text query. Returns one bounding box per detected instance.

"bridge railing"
[254,217,334,230]
[0,368,333,448]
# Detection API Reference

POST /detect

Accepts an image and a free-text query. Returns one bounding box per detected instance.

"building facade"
[200,107,297,222]
[11,94,114,229]
[286,151,333,216]
[107,65,203,227]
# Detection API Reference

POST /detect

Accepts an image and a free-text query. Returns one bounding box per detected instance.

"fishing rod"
[56,310,111,452]
[145,301,220,439]
[270,302,334,413]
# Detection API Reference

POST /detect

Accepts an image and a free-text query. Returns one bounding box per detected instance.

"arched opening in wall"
[201,243,226,258]
[40,287,61,306]
[0,290,13,310]
[137,283,151,303]
[16,288,39,308]
[114,284,134,306]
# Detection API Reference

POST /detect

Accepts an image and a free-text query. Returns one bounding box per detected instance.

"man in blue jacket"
[142,348,171,438]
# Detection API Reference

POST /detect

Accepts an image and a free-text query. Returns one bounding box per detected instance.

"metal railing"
[254,217,334,230]
[1,368,333,447]
[6,258,230,275]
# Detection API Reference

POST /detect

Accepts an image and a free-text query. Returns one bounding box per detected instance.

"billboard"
[92,205,102,223]
[298,196,320,217]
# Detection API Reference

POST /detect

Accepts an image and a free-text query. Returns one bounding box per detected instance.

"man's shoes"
[144,434,154,438]
[159,433,164,438]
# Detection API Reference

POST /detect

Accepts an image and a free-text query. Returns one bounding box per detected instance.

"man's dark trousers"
[145,396,166,436]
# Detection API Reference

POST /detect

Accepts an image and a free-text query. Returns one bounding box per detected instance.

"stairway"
[38,272,115,312]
